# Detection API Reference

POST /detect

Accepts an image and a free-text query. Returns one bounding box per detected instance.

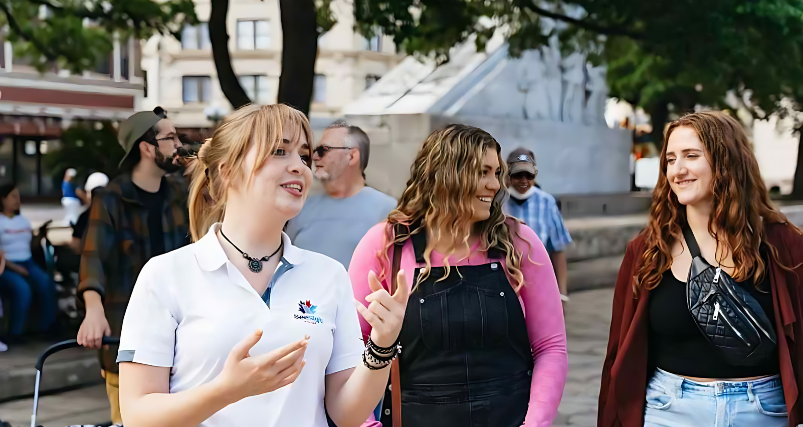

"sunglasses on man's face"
[510,172,536,181]
[313,145,352,158]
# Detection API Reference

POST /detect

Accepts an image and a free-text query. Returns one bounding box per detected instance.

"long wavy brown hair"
[635,110,794,296]
[377,124,532,292]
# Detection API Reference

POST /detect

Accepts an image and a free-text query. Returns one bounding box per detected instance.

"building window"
[182,23,211,50]
[183,76,212,104]
[237,20,270,50]
[239,75,270,104]
[313,74,326,104]
[95,53,111,75]
[365,30,382,52]
[365,74,380,90]
[120,36,130,80]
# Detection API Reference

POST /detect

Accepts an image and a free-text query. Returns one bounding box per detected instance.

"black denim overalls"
[380,230,534,427]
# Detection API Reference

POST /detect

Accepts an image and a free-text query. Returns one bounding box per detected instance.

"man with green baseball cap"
[75,106,191,424]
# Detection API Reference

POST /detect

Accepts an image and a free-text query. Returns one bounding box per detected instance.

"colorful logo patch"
[298,300,317,314]
[294,300,323,324]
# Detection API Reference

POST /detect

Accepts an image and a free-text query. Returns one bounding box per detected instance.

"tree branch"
[518,1,645,40]
[0,1,59,61]
[25,0,106,21]
[209,0,251,109]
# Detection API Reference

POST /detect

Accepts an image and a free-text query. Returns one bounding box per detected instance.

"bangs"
[249,105,313,177]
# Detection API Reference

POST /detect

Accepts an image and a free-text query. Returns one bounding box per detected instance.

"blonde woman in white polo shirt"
[116,104,409,427]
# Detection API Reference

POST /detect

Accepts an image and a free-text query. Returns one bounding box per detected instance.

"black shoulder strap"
[681,223,703,259]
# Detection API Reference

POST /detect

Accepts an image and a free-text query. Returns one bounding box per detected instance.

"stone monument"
[343,36,631,199]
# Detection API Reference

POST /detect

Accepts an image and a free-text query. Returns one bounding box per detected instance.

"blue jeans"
[644,368,788,427]
[0,259,57,336]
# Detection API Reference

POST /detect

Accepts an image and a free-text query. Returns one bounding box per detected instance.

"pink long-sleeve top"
[349,221,568,427]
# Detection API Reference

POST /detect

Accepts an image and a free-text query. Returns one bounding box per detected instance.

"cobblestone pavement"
[554,287,614,427]
[0,288,616,427]
[0,384,110,427]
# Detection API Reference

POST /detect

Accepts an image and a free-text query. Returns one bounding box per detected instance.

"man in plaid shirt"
[75,107,190,425]
[504,148,572,302]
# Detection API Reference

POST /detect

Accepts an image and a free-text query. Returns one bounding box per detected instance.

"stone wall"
[349,113,632,199]
[565,205,803,263]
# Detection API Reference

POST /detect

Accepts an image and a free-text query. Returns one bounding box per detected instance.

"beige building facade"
[141,0,402,130]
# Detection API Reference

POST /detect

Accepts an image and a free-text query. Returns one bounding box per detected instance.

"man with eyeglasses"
[504,148,572,304]
[286,119,396,269]
[75,107,191,425]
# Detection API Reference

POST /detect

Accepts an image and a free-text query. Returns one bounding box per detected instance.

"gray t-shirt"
[286,187,397,268]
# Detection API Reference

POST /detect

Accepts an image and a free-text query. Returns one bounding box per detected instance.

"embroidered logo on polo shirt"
[294,300,323,324]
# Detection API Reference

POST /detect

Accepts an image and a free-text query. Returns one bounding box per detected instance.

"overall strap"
[681,223,703,259]
[390,242,403,427]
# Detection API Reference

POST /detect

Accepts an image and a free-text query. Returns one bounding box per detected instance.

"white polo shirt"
[117,223,363,427]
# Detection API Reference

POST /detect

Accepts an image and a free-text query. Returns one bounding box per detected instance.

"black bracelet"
[367,336,399,355]
[362,339,401,370]
[362,350,392,370]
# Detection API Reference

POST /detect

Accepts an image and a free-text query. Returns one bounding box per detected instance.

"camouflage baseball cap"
[506,147,537,175]
[117,111,163,167]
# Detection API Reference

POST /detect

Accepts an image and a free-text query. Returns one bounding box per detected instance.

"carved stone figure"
[561,52,586,123]
[584,64,608,125]
[516,50,551,120]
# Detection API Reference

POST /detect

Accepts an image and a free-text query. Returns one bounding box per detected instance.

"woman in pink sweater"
[349,124,568,427]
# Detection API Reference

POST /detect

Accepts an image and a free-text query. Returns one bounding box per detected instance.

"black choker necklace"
[220,230,283,273]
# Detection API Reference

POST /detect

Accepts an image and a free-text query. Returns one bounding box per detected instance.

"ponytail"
[188,141,225,242]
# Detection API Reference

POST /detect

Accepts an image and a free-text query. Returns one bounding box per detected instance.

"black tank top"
[648,269,779,378]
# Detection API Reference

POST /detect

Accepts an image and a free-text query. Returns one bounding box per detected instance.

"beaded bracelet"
[362,339,402,370]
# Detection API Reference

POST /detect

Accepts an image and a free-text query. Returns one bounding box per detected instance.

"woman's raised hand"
[356,270,410,348]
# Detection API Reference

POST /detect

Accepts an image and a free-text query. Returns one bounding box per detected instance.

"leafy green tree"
[44,120,126,180]
[0,0,196,73]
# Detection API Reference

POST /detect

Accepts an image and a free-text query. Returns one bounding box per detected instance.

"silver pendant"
[248,259,263,273]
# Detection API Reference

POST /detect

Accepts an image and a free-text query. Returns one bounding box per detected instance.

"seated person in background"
[0,184,57,342]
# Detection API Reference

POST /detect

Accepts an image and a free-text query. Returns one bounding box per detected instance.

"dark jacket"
[77,173,190,372]
[598,221,803,427]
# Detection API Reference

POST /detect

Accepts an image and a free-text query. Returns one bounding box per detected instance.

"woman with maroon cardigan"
[599,111,803,427]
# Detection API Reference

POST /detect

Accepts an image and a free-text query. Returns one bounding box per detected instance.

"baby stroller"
[29,337,120,427]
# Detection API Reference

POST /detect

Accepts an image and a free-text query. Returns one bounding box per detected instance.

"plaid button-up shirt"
[504,187,572,253]
[78,172,190,372]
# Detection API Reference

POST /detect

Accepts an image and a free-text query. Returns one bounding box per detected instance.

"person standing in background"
[75,107,190,426]
[504,148,572,303]
[62,168,87,226]
[69,172,109,254]
[286,119,396,268]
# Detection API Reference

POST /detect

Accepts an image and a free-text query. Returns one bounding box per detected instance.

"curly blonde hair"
[378,124,532,292]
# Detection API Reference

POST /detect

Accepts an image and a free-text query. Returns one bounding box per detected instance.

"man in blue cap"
[75,107,191,425]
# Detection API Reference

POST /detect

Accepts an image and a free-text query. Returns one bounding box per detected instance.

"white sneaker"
[0,340,7,352]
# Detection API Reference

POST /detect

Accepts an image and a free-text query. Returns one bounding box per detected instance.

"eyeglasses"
[313,145,352,158]
[510,172,536,180]
[156,135,179,144]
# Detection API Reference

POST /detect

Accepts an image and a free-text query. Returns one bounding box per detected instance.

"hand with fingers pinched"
[356,270,411,348]
[214,329,309,402]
